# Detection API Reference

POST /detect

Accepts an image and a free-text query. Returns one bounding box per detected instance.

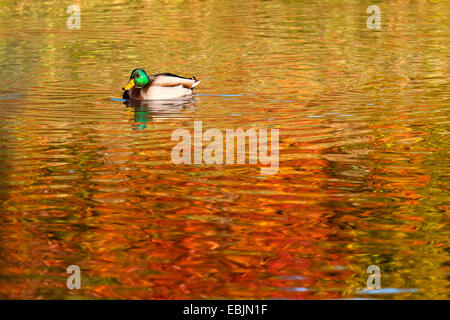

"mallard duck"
[122,68,200,100]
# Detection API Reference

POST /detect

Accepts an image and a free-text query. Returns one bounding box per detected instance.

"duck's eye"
[136,74,140,78]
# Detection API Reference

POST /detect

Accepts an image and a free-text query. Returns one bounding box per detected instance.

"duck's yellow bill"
[123,79,135,90]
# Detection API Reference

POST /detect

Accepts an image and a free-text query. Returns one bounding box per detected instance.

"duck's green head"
[123,68,149,90]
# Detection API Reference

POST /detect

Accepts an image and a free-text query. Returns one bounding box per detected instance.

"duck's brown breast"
[124,86,145,100]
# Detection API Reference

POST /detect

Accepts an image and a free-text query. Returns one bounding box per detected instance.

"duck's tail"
[190,76,201,90]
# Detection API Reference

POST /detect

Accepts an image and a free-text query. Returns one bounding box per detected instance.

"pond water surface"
[0,0,448,299]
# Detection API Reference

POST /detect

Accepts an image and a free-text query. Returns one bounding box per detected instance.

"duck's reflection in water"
[125,97,196,130]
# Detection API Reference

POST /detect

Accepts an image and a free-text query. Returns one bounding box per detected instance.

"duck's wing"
[151,73,200,89]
